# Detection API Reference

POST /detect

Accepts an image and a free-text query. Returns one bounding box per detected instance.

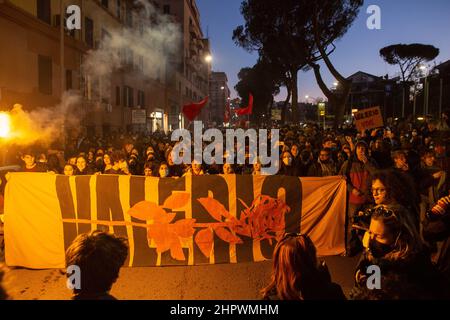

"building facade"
[0,0,210,137]
[341,71,400,120]
[154,0,211,127]
[209,71,229,125]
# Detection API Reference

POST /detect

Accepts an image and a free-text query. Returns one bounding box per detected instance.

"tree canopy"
[380,44,440,82]
[234,59,281,123]
[233,0,363,126]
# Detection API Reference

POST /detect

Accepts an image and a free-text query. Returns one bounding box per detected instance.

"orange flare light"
[0,112,11,138]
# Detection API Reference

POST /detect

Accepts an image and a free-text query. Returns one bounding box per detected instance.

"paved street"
[3,256,359,300]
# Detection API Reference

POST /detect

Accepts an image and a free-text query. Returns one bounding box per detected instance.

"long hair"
[261,234,319,300]
[370,170,420,223]
[370,204,423,262]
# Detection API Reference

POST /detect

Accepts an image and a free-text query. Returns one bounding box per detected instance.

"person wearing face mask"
[278,151,298,176]
[410,129,422,149]
[352,204,449,299]
[104,151,129,175]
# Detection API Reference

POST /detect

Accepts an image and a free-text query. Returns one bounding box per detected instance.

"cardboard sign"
[354,106,384,132]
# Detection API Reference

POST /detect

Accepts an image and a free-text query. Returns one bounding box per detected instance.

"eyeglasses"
[371,188,387,195]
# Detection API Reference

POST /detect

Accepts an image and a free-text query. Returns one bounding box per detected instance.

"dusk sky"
[196,0,450,102]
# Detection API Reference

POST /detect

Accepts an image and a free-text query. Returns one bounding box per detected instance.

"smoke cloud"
[82,0,181,85]
[5,92,81,147]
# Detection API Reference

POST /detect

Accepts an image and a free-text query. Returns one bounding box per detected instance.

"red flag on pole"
[224,100,231,123]
[235,93,253,116]
[182,96,209,121]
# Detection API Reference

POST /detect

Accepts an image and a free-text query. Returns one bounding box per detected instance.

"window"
[137,55,144,72]
[125,2,133,27]
[116,86,120,106]
[37,0,51,24]
[125,48,134,66]
[38,55,52,95]
[85,17,94,47]
[137,90,145,107]
[66,70,72,90]
[163,5,170,14]
[101,0,109,9]
[116,0,121,19]
[123,86,134,107]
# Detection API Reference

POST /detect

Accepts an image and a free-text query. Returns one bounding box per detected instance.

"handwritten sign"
[354,106,383,132]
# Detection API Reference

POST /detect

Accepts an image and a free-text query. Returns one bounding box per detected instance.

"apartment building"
[153,0,211,126]
[0,0,210,137]
[209,71,229,125]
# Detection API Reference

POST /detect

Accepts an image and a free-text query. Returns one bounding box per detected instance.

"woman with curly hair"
[353,204,449,299]
[369,169,420,227]
[261,233,345,300]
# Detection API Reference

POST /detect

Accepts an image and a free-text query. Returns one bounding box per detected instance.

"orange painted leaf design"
[163,193,190,210]
[195,228,214,258]
[213,227,243,244]
[197,197,231,222]
[172,219,196,238]
[233,224,252,237]
[155,212,176,224]
[147,223,172,253]
[127,201,159,221]
[170,237,186,261]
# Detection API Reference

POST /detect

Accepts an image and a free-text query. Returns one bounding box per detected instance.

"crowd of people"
[0,111,450,300]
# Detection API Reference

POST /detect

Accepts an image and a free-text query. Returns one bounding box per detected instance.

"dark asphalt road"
[3,255,360,300]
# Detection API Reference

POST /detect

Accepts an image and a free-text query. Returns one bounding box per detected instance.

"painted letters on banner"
[4,174,346,268]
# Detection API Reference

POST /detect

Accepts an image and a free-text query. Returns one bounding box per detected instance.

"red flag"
[224,101,231,123]
[182,96,209,121]
[235,93,253,116]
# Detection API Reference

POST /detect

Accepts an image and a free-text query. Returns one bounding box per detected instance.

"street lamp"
[204,54,212,63]
[420,65,430,116]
